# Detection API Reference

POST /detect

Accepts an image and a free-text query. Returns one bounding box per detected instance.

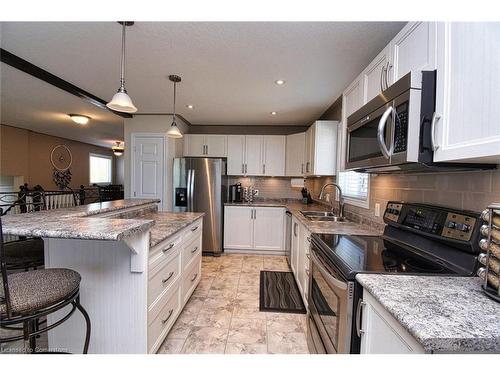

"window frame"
[89,153,113,185]
[337,171,370,209]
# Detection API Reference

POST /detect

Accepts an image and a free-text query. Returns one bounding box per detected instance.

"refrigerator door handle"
[190,169,195,211]
[186,169,192,211]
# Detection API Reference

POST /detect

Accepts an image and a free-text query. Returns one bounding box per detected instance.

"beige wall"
[123,115,188,210]
[0,124,116,190]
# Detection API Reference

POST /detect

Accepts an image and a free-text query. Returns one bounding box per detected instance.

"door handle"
[254,209,256,220]
[190,169,195,210]
[242,164,245,174]
[380,64,386,92]
[431,112,441,151]
[310,251,348,291]
[186,169,192,211]
[191,225,199,232]
[385,62,392,90]
[191,246,199,254]
[205,144,208,155]
[161,309,174,324]
[293,222,298,237]
[162,243,175,253]
[190,273,198,282]
[377,106,394,159]
[162,272,175,284]
[301,164,304,174]
[263,164,266,174]
[355,298,366,337]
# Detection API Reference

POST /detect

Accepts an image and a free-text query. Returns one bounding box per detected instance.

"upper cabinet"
[342,73,364,125]
[226,135,286,176]
[388,22,437,86]
[183,134,227,157]
[433,22,500,163]
[363,46,391,103]
[305,121,339,176]
[285,132,306,176]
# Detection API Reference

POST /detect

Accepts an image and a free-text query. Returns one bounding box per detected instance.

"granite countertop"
[1,199,159,241]
[138,211,205,247]
[356,274,500,353]
[225,199,381,236]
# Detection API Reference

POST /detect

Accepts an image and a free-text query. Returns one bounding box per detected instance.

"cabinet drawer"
[183,234,202,270]
[184,219,202,243]
[148,286,181,352]
[149,233,183,270]
[182,254,202,303]
[148,249,181,307]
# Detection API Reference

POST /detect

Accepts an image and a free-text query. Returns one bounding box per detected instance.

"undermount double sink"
[300,210,345,222]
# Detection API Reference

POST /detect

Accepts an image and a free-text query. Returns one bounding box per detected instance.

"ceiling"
[1,22,405,146]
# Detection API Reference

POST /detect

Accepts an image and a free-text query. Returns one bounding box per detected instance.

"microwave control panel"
[384,201,480,245]
[393,102,409,154]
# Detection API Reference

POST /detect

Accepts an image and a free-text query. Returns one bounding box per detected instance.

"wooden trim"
[0,48,132,119]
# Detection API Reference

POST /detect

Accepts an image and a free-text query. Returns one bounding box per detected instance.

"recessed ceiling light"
[68,114,91,125]
[270,111,277,116]
[275,80,285,85]
[186,104,194,109]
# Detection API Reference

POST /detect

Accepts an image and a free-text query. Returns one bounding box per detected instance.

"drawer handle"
[162,272,174,284]
[191,246,199,254]
[305,269,310,276]
[306,236,311,242]
[162,243,175,253]
[191,226,199,232]
[306,253,310,259]
[190,273,198,282]
[161,309,174,324]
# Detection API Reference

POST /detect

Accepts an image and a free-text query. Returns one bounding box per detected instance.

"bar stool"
[0,211,91,353]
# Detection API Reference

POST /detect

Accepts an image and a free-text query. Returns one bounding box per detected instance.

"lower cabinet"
[147,219,203,353]
[290,217,311,308]
[224,205,285,254]
[359,290,425,354]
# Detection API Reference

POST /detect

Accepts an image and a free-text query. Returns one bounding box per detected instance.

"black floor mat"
[259,271,306,314]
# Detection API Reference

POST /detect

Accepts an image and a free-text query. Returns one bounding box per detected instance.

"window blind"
[338,171,369,201]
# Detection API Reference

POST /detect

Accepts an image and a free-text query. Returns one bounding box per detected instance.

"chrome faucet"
[319,183,344,218]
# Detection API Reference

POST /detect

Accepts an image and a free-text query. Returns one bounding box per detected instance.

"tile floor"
[158,254,309,354]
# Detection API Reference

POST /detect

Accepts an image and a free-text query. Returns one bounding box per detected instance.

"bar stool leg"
[73,296,91,354]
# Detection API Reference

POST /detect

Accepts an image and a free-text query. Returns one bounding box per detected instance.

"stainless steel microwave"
[345,71,495,173]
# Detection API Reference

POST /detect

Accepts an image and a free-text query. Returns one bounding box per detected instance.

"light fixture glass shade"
[112,141,125,156]
[69,114,90,125]
[167,121,183,138]
[106,91,138,113]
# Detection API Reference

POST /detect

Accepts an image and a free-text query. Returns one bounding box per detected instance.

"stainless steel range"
[307,201,482,354]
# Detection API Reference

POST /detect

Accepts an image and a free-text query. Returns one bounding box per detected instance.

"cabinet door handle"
[301,164,304,174]
[385,62,392,90]
[431,112,441,151]
[263,164,266,174]
[306,236,311,242]
[191,246,199,254]
[306,162,310,173]
[242,164,245,174]
[162,243,175,253]
[190,273,198,282]
[355,299,366,337]
[294,222,298,237]
[380,64,386,92]
[205,144,208,155]
[162,272,174,284]
[191,226,199,232]
[161,309,174,324]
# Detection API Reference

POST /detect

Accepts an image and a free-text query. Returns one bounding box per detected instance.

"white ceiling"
[1,22,405,146]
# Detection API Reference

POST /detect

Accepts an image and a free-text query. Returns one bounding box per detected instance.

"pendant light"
[166,75,183,138]
[112,141,124,156]
[107,21,138,113]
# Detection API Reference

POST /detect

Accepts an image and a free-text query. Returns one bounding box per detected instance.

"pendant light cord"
[120,22,126,89]
[172,81,177,123]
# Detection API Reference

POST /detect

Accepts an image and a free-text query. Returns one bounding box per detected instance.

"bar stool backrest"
[0,208,13,318]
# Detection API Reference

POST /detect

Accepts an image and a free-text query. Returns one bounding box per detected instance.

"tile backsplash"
[227,176,304,199]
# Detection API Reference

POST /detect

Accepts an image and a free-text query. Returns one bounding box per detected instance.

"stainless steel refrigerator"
[173,158,227,255]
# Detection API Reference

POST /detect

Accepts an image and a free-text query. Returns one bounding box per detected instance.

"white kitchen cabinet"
[388,21,436,86]
[227,135,246,175]
[224,206,285,254]
[223,206,254,249]
[342,73,364,125]
[360,290,425,354]
[286,132,306,176]
[363,46,391,103]
[433,22,500,163]
[305,121,338,176]
[290,216,301,274]
[253,207,285,251]
[183,134,227,157]
[263,135,286,176]
[245,135,264,176]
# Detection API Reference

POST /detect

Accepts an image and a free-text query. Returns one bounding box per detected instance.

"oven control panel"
[383,201,481,248]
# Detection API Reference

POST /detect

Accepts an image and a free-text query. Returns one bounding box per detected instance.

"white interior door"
[132,135,164,209]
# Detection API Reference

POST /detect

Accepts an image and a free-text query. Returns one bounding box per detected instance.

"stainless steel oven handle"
[310,251,348,291]
[355,298,366,337]
[377,106,394,159]
[431,112,441,151]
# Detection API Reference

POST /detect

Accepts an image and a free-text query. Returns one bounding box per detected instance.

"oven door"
[308,249,354,354]
[346,102,395,171]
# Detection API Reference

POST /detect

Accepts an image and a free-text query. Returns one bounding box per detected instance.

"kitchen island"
[2,199,204,354]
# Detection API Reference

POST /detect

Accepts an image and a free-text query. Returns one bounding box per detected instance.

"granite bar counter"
[356,274,500,353]
[225,199,382,236]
